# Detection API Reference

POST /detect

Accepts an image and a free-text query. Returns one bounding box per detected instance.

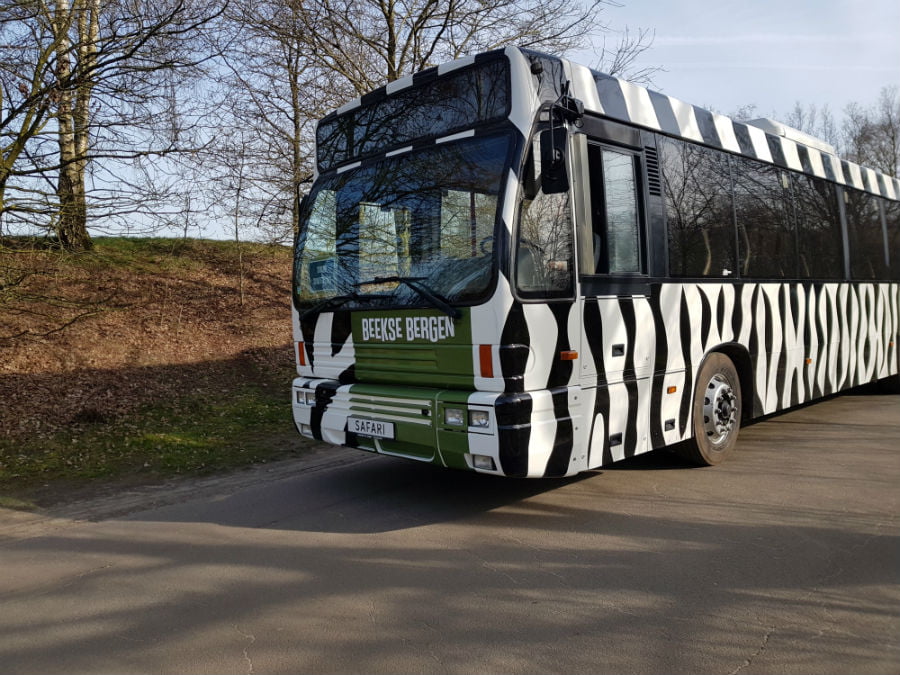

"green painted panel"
[351,308,476,389]
[345,382,437,460]
[435,390,473,470]
[436,429,471,470]
[340,383,482,469]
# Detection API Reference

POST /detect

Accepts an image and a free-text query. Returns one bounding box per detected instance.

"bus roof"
[550,49,899,201]
[317,47,899,201]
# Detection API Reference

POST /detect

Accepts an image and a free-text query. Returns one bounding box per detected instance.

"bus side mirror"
[540,127,569,195]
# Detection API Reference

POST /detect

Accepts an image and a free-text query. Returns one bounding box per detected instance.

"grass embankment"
[0,237,312,507]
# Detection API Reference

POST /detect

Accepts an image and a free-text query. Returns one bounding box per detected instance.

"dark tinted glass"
[885,199,900,280]
[846,190,889,279]
[316,60,509,171]
[732,156,796,278]
[660,137,735,277]
[793,175,844,279]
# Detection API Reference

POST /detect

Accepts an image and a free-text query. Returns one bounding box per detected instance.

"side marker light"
[479,344,494,378]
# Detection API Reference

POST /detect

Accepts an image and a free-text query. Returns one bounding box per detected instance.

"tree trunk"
[54,0,95,252]
[56,163,90,250]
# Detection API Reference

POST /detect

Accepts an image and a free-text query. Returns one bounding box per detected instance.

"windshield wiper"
[355,276,462,319]
[299,291,389,321]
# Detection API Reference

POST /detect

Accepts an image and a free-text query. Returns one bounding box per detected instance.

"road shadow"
[123,454,595,534]
[2,452,898,674]
[2,393,898,673]
[115,390,900,534]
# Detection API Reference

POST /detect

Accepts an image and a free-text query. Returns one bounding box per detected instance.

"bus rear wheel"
[679,353,742,466]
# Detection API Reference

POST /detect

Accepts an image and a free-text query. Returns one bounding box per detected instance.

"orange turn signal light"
[560,350,579,361]
[297,342,307,366]
[666,386,677,394]
[479,344,494,378]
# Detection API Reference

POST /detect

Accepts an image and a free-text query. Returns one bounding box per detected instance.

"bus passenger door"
[575,138,654,467]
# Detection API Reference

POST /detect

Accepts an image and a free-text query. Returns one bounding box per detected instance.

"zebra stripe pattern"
[498,282,899,477]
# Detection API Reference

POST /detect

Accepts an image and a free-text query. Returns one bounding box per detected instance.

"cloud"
[663,62,900,74]
[653,33,890,47]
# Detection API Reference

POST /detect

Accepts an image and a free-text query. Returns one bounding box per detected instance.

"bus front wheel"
[680,353,742,466]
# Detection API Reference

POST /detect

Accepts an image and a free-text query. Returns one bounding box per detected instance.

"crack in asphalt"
[233,625,256,675]
[727,626,774,675]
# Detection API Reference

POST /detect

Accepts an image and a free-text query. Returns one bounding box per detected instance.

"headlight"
[444,407,465,426]
[468,410,490,428]
[295,390,315,406]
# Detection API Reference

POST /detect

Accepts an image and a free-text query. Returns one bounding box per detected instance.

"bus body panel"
[292,282,899,477]
[292,46,900,477]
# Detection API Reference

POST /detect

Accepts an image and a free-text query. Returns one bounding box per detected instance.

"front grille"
[346,391,433,426]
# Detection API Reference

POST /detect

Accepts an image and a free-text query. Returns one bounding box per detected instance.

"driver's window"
[516,141,574,296]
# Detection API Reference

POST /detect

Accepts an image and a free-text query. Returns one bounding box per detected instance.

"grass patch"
[84,237,290,273]
[0,495,37,511]
[0,381,312,502]
[1,236,301,506]
[1,235,291,279]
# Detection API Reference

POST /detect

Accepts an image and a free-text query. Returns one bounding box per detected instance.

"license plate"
[348,417,395,439]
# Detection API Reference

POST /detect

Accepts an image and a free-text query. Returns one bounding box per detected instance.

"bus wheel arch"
[678,349,745,466]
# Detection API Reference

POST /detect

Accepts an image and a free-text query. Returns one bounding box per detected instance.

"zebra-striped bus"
[291,47,899,477]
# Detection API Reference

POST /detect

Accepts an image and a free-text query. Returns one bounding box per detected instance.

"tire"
[678,353,742,466]
[873,373,900,394]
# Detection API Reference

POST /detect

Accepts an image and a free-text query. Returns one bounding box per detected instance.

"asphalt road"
[1,393,899,674]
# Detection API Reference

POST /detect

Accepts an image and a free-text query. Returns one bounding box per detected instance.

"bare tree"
[300,0,608,93]
[843,85,900,178]
[781,87,899,179]
[591,26,659,84]
[785,101,840,150]
[1,0,74,236]
[215,0,646,244]
[207,0,330,242]
[1,0,222,250]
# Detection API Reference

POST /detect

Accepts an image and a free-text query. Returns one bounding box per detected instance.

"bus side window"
[886,199,900,280]
[659,137,735,278]
[587,144,642,274]
[845,189,889,280]
[732,158,796,279]
[793,174,844,279]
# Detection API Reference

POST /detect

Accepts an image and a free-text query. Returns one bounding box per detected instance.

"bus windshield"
[294,133,510,312]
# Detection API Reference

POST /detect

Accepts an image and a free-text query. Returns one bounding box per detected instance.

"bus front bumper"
[291,377,582,478]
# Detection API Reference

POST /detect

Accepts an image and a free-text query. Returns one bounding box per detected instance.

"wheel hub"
[703,374,737,444]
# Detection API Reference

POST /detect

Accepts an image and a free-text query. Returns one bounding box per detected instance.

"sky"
[571,0,900,123]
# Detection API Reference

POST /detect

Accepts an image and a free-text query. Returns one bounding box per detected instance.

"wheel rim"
[702,373,737,444]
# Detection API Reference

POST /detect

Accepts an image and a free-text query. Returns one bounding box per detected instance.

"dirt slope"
[0,238,300,492]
